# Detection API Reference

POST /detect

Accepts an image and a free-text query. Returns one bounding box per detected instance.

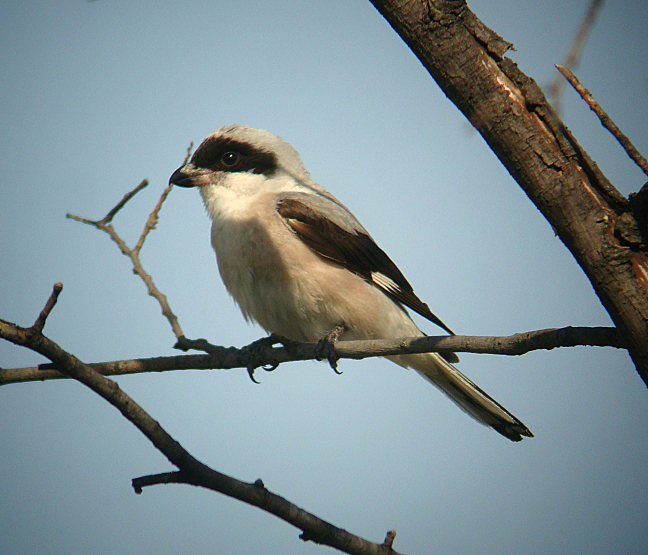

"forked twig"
[65,143,194,340]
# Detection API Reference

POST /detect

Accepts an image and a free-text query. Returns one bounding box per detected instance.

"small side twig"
[132,470,187,493]
[556,65,648,179]
[32,282,63,333]
[383,530,397,551]
[100,179,149,225]
[134,143,192,256]
[133,183,174,255]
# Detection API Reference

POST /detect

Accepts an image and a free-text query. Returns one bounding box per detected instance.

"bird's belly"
[209,192,422,344]
[211,217,411,343]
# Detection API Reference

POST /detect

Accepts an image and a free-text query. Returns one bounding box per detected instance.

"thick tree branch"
[369,0,648,385]
[0,284,402,555]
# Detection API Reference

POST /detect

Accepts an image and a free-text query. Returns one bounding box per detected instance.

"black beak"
[169,165,197,188]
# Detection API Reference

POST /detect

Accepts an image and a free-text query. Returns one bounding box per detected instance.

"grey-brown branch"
[1,324,624,386]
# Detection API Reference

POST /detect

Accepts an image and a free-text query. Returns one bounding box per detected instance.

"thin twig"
[1,326,624,386]
[133,143,192,256]
[556,65,648,178]
[547,0,604,114]
[0,288,404,555]
[183,141,194,164]
[100,179,149,225]
[133,183,174,255]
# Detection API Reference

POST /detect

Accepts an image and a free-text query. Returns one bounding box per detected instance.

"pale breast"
[208,190,419,343]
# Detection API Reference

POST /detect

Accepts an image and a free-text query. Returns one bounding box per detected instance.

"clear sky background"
[1,1,647,554]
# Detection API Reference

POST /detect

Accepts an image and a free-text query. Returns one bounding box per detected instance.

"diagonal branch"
[32,282,63,333]
[133,182,173,256]
[0,284,403,555]
[100,179,149,225]
[134,143,193,256]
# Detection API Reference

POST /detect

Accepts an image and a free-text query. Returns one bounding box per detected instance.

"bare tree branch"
[556,65,648,178]
[134,143,193,255]
[1,316,624,387]
[4,4,644,554]
[133,182,174,255]
[100,179,149,224]
[0,285,403,555]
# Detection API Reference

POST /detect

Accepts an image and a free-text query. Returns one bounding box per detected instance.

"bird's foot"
[240,334,283,383]
[314,325,345,374]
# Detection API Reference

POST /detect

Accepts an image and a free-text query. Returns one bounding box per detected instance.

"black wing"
[276,196,454,335]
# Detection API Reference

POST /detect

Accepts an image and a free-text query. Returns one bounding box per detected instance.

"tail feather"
[390,352,533,442]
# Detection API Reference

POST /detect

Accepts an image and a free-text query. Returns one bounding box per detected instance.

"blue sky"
[1,1,647,554]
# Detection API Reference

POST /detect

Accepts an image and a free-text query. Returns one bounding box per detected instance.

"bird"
[169,124,533,441]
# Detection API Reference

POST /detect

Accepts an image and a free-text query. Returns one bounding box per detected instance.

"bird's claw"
[240,335,282,383]
[314,325,345,373]
[246,365,261,384]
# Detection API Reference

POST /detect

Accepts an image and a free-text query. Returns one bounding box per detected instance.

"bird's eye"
[221,152,240,167]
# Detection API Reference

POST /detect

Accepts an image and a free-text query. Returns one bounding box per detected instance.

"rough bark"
[369,0,648,385]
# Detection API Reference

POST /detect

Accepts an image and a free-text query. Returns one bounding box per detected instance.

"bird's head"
[169,125,312,194]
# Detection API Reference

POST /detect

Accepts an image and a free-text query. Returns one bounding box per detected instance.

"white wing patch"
[371,272,401,296]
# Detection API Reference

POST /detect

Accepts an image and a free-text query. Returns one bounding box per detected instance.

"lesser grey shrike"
[169,124,532,442]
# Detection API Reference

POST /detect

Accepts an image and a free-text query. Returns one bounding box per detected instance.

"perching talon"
[314,324,345,373]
